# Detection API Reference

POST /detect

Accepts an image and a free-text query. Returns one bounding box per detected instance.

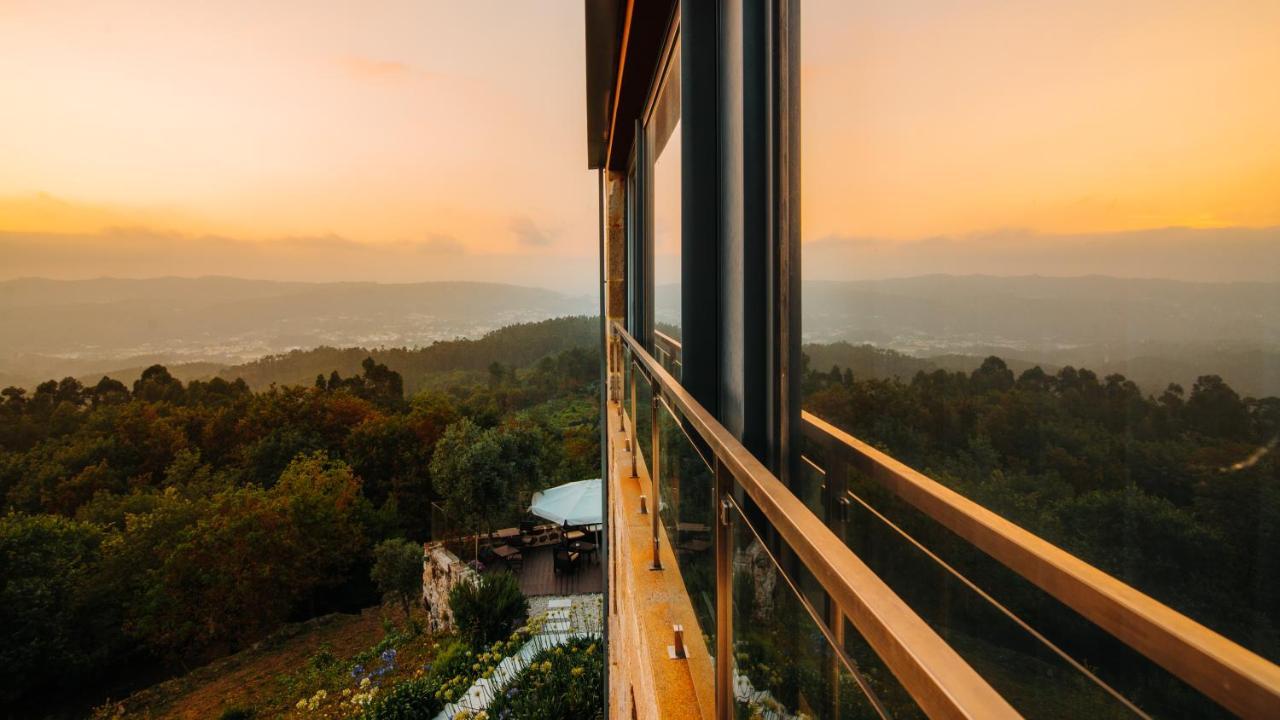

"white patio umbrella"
[528,478,602,527]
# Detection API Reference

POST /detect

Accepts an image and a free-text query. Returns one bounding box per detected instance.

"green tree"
[0,513,109,705]
[371,538,423,619]
[429,418,515,551]
[132,364,185,403]
[88,376,130,406]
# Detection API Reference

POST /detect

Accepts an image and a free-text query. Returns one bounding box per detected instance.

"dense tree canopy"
[804,358,1280,665]
[0,344,599,714]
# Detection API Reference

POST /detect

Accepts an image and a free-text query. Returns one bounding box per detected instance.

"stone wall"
[421,542,477,633]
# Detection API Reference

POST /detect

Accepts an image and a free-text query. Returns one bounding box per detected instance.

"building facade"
[585,2,1280,719]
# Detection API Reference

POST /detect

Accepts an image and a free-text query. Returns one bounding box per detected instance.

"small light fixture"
[638,494,648,514]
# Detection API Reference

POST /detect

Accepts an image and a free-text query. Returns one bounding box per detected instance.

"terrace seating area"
[470,521,603,597]
[485,542,603,597]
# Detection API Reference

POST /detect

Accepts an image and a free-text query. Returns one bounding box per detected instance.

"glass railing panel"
[623,344,630,407]
[729,498,917,719]
[806,441,1229,719]
[658,400,718,656]
[634,362,654,480]
[654,330,683,379]
[795,453,828,520]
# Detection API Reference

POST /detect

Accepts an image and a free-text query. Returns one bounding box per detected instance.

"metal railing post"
[715,460,734,720]
[651,386,662,570]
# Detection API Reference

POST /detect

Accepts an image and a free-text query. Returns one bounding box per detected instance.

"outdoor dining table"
[495,527,521,540]
[493,545,521,559]
[564,529,587,542]
[569,540,598,563]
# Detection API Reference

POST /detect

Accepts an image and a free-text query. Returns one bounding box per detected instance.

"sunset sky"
[2,0,1278,289]
[0,0,598,287]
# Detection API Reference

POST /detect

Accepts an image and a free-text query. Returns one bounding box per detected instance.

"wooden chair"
[519,519,539,547]
[553,546,580,575]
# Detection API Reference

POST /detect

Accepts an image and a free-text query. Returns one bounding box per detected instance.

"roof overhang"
[584,0,677,170]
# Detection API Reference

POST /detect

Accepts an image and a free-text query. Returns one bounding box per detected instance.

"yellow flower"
[571,666,585,677]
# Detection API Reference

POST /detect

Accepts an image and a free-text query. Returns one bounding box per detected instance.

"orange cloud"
[0,193,206,236]
[340,55,424,82]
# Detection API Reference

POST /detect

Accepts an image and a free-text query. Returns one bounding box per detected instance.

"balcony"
[585,2,1280,717]
[603,324,1280,719]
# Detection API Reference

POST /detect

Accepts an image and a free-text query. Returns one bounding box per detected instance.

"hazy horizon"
[5,222,1280,292]
[5,1,1277,292]
[6,261,1280,291]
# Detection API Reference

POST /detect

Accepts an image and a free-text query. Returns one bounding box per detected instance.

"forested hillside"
[219,316,600,392]
[805,357,1280,668]
[0,337,600,716]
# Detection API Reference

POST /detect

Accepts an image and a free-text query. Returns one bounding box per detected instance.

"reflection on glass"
[729,501,908,719]
[795,454,827,519]
[653,121,681,342]
[634,364,653,485]
[800,0,1280,700]
[835,460,1179,719]
[658,402,717,651]
[649,40,681,345]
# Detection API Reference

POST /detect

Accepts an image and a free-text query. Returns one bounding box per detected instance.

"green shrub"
[487,636,603,720]
[448,572,528,647]
[218,707,254,720]
[360,677,442,720]
[425,638,478,704]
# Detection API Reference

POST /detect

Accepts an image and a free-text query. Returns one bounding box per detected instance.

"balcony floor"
[484,544,603,597]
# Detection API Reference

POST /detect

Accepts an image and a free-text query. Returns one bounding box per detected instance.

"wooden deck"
[485,544,603,597]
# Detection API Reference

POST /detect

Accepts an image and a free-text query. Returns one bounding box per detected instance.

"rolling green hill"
[218,316,600,393]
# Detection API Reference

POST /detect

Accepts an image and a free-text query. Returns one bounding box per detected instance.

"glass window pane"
[650,43,682,346]
[801,2,1280,714]
[658,402,717,650]
[730,501,918,719]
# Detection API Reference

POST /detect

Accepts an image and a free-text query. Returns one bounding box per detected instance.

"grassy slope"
[106,607,434,720]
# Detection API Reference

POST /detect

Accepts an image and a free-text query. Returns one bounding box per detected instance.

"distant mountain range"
[801,275,1279,349]
[674,275,1280,396]
[3,274,1277,398]
[800,276,1280,396]
[0,277,594,387]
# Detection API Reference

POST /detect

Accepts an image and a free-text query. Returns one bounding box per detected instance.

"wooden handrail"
[654,329,681,358]
[612,321,1020,720]
[626,326,1280,717]
[801,411,1280,719]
